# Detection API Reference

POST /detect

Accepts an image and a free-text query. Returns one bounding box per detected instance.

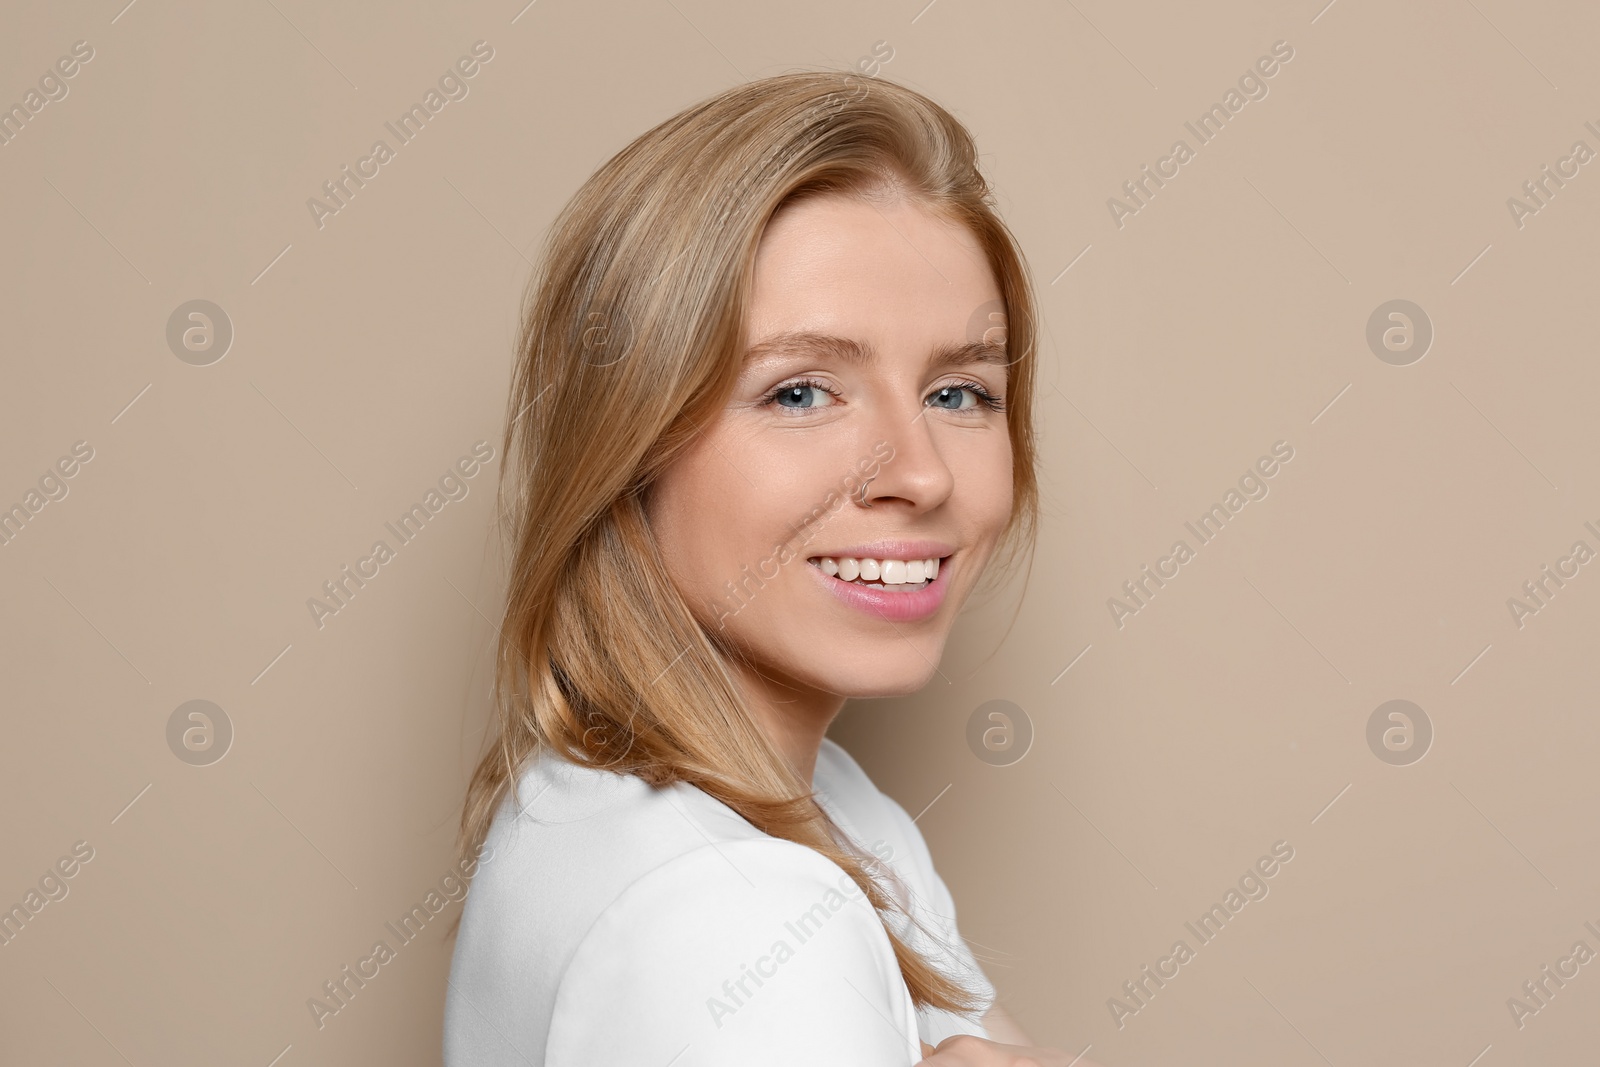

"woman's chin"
[818,658,944,700]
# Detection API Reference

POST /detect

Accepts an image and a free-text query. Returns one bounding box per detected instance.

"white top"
[443,737,996,1066]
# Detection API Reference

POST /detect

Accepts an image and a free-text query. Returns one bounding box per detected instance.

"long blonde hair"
[455,69,1040,1015]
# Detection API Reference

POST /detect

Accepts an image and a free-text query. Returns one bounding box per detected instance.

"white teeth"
[808,554,945,586]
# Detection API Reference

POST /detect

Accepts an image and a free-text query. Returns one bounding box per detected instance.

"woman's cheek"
[959,434,1013,520]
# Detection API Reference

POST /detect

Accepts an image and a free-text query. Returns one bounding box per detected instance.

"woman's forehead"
[748,197,1001,339]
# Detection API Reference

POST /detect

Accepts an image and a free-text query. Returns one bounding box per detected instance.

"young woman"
[443,70,1085,1067]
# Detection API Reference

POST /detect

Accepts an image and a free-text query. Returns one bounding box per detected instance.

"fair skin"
[646,192,1105,1067]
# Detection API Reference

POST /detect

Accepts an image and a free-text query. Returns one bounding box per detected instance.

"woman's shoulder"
[446,745,922,1064]
[462,747,775,931]
[466,739,898,915]
[542,820,921,1064]
[452,745,905,972]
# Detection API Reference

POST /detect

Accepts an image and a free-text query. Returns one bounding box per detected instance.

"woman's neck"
[734,666,845,786]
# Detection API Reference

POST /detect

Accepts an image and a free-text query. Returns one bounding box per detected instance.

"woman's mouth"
[804,552,952,622]
[806,554,943,591]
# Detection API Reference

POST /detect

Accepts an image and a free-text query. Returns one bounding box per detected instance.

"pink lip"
[805,552,951,623]
[804,540,954,561]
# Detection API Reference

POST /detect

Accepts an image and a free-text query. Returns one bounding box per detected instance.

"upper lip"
[805,540,954,560]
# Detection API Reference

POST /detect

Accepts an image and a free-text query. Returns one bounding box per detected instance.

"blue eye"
[760,378,1005,414]
[928,381,1005,413]
[928,386,974,410]
[763,379,840,411]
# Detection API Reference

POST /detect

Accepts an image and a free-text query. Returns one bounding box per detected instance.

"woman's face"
[646,192,1014,701]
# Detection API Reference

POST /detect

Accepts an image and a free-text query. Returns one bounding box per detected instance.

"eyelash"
[760,377,1006,414]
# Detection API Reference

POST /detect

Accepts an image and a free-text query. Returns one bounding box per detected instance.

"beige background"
[2,0,1597,1064]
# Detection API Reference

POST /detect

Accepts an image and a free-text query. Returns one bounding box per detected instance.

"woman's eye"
[927,386,974,410]
[762,379,1001,414]
[768,381,837,410]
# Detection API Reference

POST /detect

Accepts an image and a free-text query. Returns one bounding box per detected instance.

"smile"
[807,554,942,590]
[804,553,952,622]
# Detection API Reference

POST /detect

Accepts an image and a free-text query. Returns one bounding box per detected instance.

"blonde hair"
[455,69,1040,1015]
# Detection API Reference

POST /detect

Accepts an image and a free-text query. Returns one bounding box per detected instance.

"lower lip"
[807,558,950,623]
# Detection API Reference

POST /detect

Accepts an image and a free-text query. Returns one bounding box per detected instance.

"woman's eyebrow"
[741,330,1007,370]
